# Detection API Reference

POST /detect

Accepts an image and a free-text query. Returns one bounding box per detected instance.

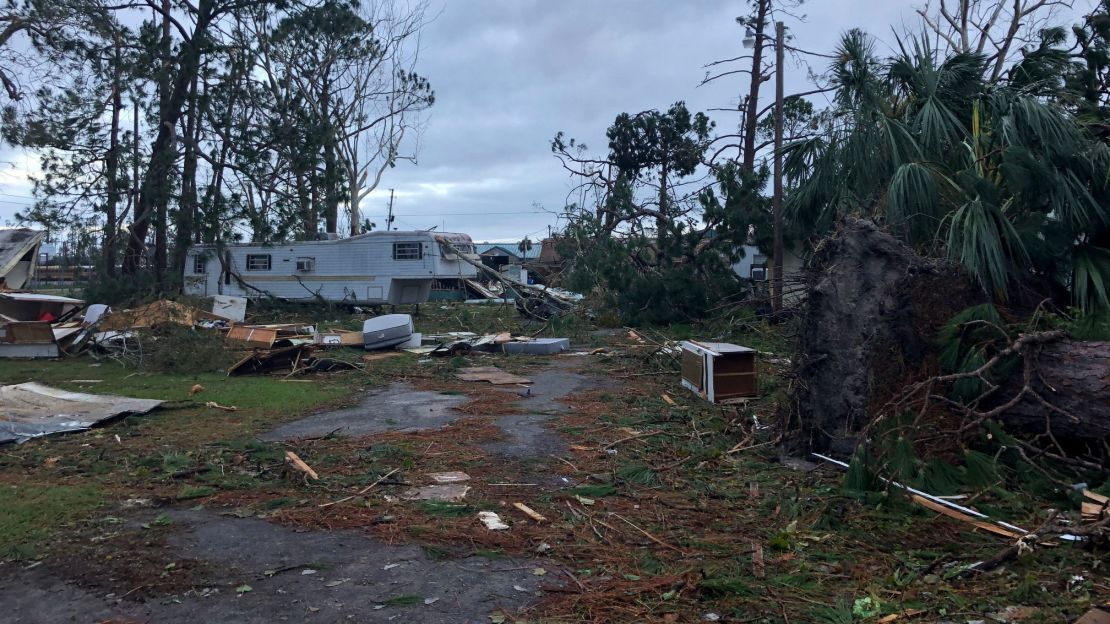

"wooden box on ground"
[680,341,757,404]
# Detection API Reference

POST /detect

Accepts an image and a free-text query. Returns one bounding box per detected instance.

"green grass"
[177,485,217,500]
[0,356,353,413]
[384,594,423,606]
[0,483,105,559]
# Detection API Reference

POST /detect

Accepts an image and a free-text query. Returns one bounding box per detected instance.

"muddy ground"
[0,358,601,623]
[0,327,1105,623]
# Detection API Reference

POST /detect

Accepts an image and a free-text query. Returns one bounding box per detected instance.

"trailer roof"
[188,230,473,249]
[0,228,44,277]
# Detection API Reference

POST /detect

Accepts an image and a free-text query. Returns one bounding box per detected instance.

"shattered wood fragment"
[1084,490,1109,504]
[751,541,764,578]
[1082,501,1107,519]
[513,502,547,523]
[284,451,319,480]
[910,495,1023,539]
[661,393,676,406]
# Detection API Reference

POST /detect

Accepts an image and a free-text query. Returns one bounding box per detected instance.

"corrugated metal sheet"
[0,383,163,444]
[475,243,541,261]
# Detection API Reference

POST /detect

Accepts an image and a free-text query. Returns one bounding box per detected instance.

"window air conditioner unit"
[296,257,315,272]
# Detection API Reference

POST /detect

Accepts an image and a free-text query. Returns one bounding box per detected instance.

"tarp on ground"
[0,382,163,444]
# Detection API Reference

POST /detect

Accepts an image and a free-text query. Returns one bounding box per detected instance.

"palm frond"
[946,198,1028,298]
[1073,244,1110,313]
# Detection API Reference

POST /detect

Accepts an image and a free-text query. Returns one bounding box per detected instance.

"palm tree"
[517,237,533,257]
[784,30,1110,311]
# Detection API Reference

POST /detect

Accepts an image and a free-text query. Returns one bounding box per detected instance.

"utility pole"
[772,20,785,314]
[387,189,395,231]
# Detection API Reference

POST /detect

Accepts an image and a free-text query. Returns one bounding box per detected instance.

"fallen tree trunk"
[998,339,1110,442]
[786,218,1110,456]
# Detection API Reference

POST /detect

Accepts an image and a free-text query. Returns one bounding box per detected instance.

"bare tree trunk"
[153,0,171,284]
[322,85,339,234]
[104,34,122,277]
[741,0,770,173]
[302,175,316,237]
[123,0,212,276]
[657,160,668,233]
[348,152,360,236]
[174,69,199,283]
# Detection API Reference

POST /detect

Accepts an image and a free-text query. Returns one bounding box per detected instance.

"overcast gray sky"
[0,0,1095,242]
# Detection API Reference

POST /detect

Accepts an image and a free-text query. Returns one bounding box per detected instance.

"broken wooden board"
[911,494,1024,539]
[284,451,319,480]
[513,502,547,523]
[226,325,279,348]
[227,344,311,376]
[1082,501,1108,519]
[455,366,531,385]
[314,330,364,347]
[3,321,55,344]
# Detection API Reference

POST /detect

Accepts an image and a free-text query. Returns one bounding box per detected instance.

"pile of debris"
[1,291,579,379]
[0,291,97,358]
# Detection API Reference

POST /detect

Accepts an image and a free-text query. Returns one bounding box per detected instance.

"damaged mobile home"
[0,228,46,290]
[183,231,481,305]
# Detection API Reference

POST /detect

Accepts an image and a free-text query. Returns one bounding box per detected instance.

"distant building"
[475,243,540,270]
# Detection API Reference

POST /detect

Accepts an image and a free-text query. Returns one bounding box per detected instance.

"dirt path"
[0,357,600,623]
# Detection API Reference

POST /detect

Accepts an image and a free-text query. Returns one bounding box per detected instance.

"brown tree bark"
[104,34,122,277]
[998,340,1110,442]
[741,0,770,173]
[123,0,213,276]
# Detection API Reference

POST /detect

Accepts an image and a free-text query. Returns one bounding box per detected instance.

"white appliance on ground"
[362,314,414,350]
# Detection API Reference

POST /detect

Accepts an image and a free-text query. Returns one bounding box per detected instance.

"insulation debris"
[478,511,510,530]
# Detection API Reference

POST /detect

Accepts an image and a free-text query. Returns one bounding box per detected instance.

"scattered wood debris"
[284,451,319,480]
[513,502,547,523]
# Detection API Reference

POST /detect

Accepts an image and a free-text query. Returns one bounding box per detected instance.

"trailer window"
[393,242,423,260]
[192,255,206,274]
[246,254,271,271]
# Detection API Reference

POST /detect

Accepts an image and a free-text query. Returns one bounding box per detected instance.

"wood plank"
[456,366,531,385]
[911,494,1023,539]
[227,325,278,348]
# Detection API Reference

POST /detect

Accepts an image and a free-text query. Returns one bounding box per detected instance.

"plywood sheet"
[456,366,532,385]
